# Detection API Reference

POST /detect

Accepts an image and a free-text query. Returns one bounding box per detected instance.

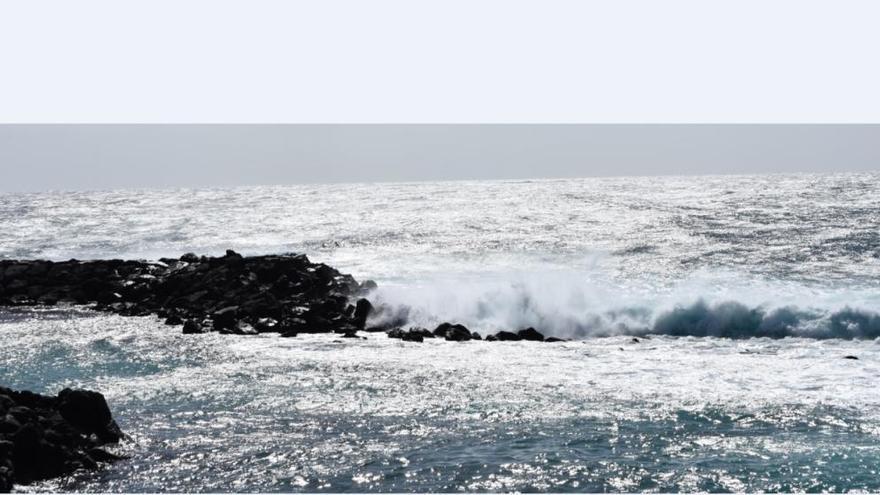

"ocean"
[2,173,879,492]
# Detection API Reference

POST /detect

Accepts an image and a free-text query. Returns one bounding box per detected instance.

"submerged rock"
[0,386,123,491]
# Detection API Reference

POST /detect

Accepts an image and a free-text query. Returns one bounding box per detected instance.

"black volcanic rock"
[386,327,431,343]
[182,319,204,334]
[517,327,545,341]
[433,323,472,342]
[57,389,122,444]
[0,252,374,337]
[0,386,123,491]
[486,331,522,342]
[353,298,373,329]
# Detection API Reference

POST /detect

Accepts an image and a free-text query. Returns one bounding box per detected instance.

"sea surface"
[2,173,880,492]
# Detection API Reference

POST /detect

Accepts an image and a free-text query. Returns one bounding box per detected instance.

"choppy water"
[2,173,880,491]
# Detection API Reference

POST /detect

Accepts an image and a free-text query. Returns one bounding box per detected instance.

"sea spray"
[368,269,880,339]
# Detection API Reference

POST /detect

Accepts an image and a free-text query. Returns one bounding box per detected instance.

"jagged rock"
[517,327,545,341]
[0,252,375,341]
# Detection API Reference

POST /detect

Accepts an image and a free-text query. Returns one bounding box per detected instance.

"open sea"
[2,173,880,492]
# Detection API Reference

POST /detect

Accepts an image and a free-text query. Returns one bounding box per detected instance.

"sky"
[1,125,879,193]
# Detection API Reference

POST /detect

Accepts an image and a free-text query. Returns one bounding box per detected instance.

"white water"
[3,173,880,491]
[2,173,879,339]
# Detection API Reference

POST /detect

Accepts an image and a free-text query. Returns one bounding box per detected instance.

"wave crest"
[367,272,880,340]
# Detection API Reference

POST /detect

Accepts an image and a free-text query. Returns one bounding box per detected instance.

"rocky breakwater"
[0,250,375,337]
[382,324,568,343]
[0,387,123,492]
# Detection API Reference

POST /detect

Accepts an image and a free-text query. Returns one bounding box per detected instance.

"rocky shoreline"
[0,251,567,489]
[0,387,124,492]
[0,250,565,343]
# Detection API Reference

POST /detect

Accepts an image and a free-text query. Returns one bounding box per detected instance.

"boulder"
[486,331,521,342]
[517,327,545,341]
[0,386,123,491]
[56,389,122,443]
[182,320,203,334]
[433,322,472,341]
[353,298,373,329]
[211,306,239,331]
[164,314,183,326]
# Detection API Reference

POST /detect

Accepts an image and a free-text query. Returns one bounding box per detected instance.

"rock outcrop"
[0,251,374,336]
[0,251,570,343]
[0,386,123,492]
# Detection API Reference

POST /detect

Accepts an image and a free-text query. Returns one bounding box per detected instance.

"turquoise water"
[3,307,879,492]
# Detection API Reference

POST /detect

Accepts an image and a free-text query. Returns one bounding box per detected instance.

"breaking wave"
[366,270,880,340]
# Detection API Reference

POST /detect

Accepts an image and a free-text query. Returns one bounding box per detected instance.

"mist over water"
[2,173,880,491]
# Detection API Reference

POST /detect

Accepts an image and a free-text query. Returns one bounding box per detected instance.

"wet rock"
[0,386,123,491]
[486,331,521,342]
[387,328,426,342]
[211,306,239,331]
[433,322,472,341]
[409,327,434,339]
[254,317,279,333]
[179,252,200,263]
[545,337,567,343]
[232,321,258,335]
[631,337,640,343]
[1,252,371,341]
[353,298,373,329]
[164,314,183,326]
[471,332,482,340]
[57,389,122,444]
[182,319,203,334]
[843,355,859,360]
[0,440,13,493]
[517,327,545,341]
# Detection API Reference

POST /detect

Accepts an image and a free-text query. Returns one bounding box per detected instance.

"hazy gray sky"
[1,125,878,193]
